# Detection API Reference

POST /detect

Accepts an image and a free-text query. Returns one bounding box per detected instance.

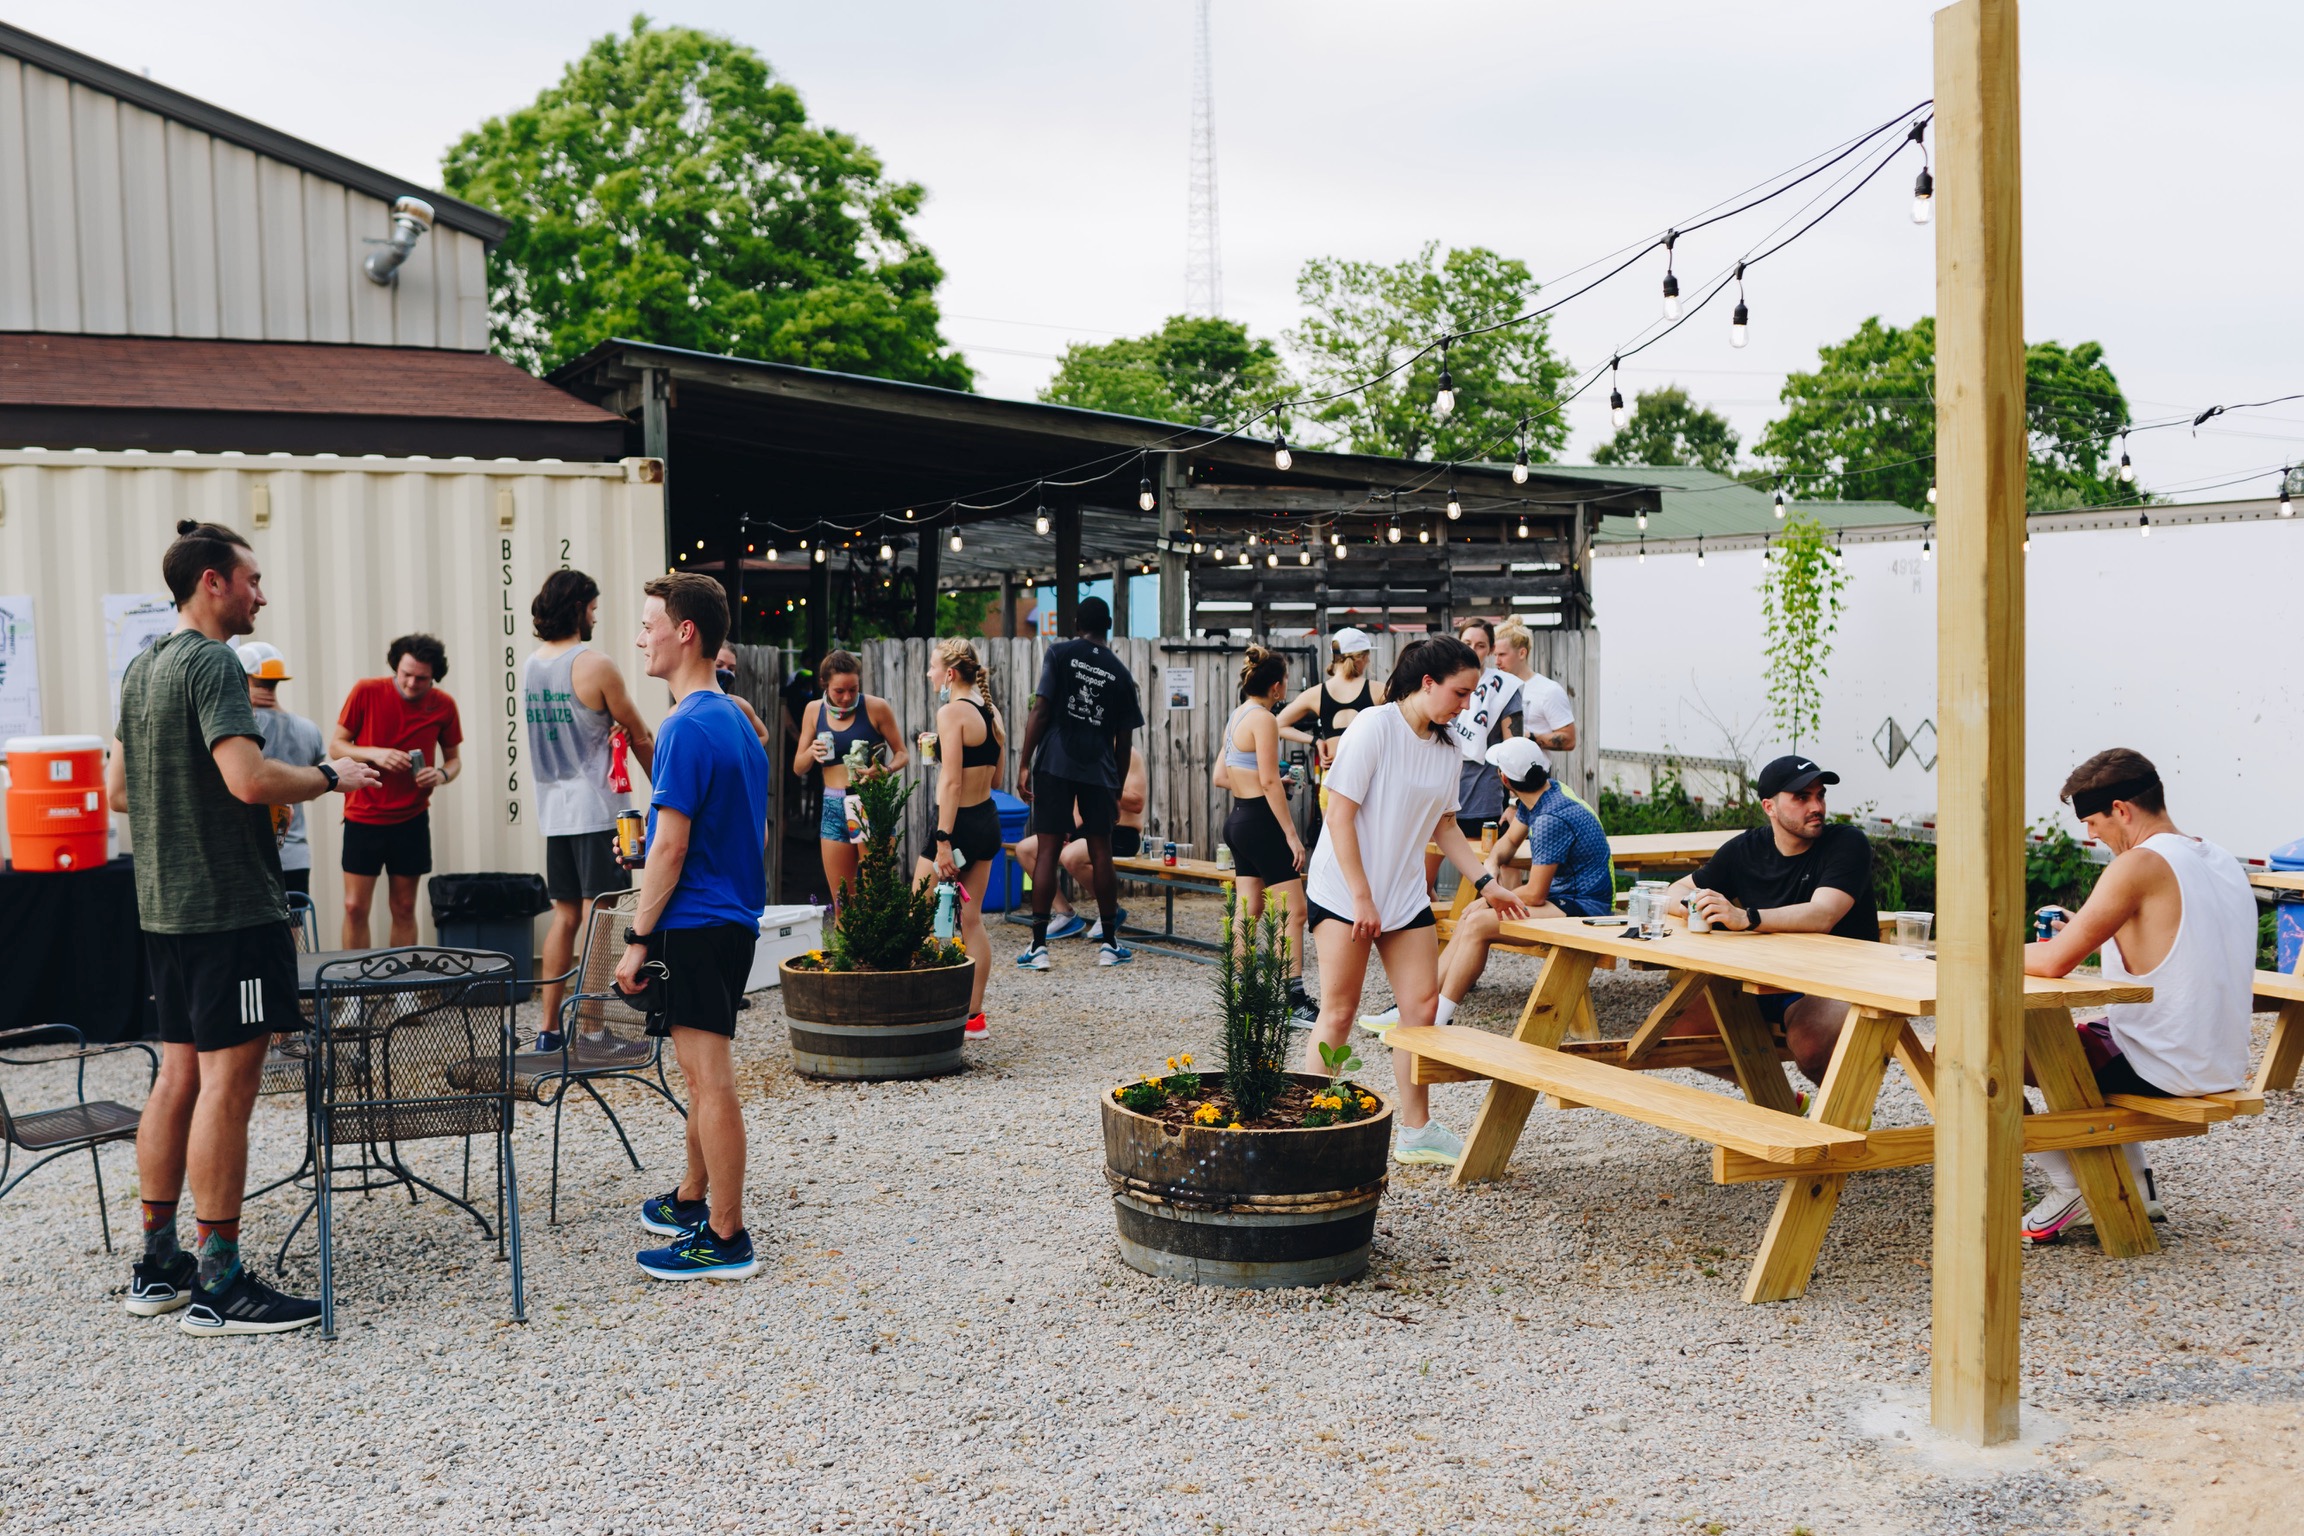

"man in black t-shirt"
[1015,597,1143,969]
[1663,755,1878,1084]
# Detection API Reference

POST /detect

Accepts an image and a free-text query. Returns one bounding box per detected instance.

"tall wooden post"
[998,570,1016,638]
[912,523,941,639]
[1931,0,2027,1447]
[1158,454,1188,635]
[1109,558,1131,637]
[1055,503,1082,637]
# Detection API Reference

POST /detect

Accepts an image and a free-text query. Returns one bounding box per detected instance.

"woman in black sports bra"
[1276,627,1386,805]
[913,638,1006,1036]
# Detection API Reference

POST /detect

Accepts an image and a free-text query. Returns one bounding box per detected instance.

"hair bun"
[176,518,200,536]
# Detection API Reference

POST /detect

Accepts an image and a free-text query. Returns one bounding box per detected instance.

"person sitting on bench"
[2020,748,2257,1242]
[1014,748,1144,942]
[1656,755,1878,1085]
[1364,738,1613,1033]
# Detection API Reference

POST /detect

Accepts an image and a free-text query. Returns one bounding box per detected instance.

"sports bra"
[1317,676,1374,739]
[1223,702,1263,770]
[817,695,884,764]
[957,696,1000,768]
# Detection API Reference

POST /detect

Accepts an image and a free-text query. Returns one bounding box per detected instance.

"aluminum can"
[816,730,835,762]
[615,809,646,862]
[2034,906,2066,943]
[1164,840,1177,867]
[1480,820,1498,853]
[408,748,425,778]
[917,730,939,764]
[1684,888,1711,933]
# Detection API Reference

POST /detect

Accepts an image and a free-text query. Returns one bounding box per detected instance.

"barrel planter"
[1101,1071,1391,1289]
[779,959,974,1081]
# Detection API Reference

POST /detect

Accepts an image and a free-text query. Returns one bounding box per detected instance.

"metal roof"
[0,22,509,244]
[1533,464,1922,543]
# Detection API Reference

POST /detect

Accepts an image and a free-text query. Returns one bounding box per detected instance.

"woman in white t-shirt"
[1305,635,1531,1165]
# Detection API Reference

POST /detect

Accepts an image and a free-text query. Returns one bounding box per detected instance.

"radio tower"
[1184,0,1223,317]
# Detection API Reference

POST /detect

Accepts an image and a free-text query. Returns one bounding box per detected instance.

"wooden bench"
[2251,965,2304,1093]
[998,842,1236,963]
[1386,1024,1867,1166]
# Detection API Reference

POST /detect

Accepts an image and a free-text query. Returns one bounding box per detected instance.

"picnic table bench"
[998,843,1237,964]
[1386,916,2266,1304]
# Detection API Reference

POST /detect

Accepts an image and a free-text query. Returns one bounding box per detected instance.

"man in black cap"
[1660,754,1878,1084]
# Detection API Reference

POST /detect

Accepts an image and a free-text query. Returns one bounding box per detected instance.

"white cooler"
[747,904,826,991]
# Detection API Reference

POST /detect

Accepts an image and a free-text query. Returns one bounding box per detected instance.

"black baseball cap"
[1756,755,1840,798]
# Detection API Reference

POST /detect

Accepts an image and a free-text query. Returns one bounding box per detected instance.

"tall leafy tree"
[1039,315,1294,429]
[1592,385,1741,473]
[1285,244,1573,463]
[1753,316,2134,512]
[440,19,970,384]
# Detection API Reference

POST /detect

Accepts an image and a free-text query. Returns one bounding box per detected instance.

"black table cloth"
[0,856,147,1044]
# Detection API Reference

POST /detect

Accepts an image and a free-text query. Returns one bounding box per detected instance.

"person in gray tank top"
[524,570,658,1047]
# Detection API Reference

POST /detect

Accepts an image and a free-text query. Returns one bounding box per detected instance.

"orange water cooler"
[4,735,111,871]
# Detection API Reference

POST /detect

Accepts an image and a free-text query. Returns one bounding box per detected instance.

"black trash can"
[428,873,551,998]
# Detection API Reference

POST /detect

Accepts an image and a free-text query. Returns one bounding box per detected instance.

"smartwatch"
[1473,873,1494,894]
[317,761,338,792]
[624,926,650,948]
[933,829,953,845]
[1744,903,1763,933]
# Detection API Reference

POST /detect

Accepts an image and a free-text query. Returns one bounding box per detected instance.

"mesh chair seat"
[7,1099,140,1152]
[448,1033,657,1102]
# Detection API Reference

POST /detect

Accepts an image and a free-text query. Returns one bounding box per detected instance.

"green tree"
[1039,315,1294,430]
[440,18,970,384]
[1592,385,1741,473]
[1753,316,2134,513]
[1285,243,1573,463]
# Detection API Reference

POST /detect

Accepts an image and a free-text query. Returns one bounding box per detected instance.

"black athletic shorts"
[1304,897,1436,936]
[1031,772,1117,838]
[342,811,432,878]
[545,830,631,902]
[642,923,756,1039]
[1223,797,1301,884]
[148,921,300,1053]
[1456,815,1490,842]
[1755,992,1802,1026]
[280,868,311,897]
[1109,826,1142,859]
[944,798,1003,867]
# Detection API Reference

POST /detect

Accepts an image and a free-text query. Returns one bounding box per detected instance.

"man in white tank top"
[2020,748,2258,1241]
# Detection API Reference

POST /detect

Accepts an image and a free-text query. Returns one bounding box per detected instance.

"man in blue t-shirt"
[615,574,768,1282]
[1424,738,1614,1028]
[1015,596,1143,969]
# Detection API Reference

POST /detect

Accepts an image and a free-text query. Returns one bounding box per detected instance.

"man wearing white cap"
[239,642,325,897]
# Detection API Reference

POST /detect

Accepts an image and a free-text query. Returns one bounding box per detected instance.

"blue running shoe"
[640,1189,709,1237]
[1097,941,1133,967]
[1086,907,1131,941]
[1044,912,1088,942]
[638,1224,761,1282]
[1015,944,1051,971]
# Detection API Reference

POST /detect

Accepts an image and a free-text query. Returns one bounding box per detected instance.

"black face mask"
[716,668,738,691]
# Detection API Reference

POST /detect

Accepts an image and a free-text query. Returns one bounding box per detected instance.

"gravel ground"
[5,894,2300,1535]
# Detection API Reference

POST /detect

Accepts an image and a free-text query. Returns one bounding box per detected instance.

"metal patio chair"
[449,892,687,1223]
[0,1024,157,1252]
[299,948,524,1339]
[259,896,322,1099]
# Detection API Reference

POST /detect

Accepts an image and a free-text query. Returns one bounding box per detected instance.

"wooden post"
[1110,558,1131,637]
[1931,0,2028,1448]
[998,570,1016,638]
[1158,455,1188,635]
[912,522,941,639]
[806,551,831,661]
[640,367,671,565]
[1055,502,1082,637]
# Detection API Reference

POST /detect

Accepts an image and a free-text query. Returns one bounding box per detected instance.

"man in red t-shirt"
[330,633,463,947]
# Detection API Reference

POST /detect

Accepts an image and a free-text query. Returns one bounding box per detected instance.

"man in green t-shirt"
[106,520,377,1336]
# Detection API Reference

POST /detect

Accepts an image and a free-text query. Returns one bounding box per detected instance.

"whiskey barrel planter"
[1101,1071,1391,1289]
[779,959,974,1081]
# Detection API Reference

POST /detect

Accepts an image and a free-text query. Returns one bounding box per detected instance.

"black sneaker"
[124,1250,199,1317]
[178,1266,322,1336]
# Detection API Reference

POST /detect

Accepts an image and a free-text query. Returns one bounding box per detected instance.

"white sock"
[2124,1141,2152,1188]
[2034,1150,2080,1193]
[1433,996,1459,1027]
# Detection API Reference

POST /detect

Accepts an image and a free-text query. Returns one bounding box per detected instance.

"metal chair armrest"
[0,1024,89,1053]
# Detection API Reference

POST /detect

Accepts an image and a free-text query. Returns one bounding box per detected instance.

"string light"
[1239,549,1252,567]
[1926,481,1937,505]
[1730,261,1749,348]
[1387,519,1402,544]
[1773,485,1787,519]
[1267,550,1279,568]
[764,544,777,562]
[1696,533,1706,566]
[1909,121,1933,224]
[1191,539,1203,554]
[1660,230,1681,320]
[1298,546,1310,565]
[1512,415,1530,484]
[1334,540,1348,560]
[2117,431,2134,483]
[2281,468,2295,517]
[1138,475,1156,514]
[1608,356,1627,430]
[1636,510,1647,531]
[904,508,915,520]
[1637,536,1646,565]
[1832,532,1844,566]
[2139,511,2151,539]
[948,527,964,553]
[1035,505,1050,536]
[1434,340,1455,418]
[1247,530,1258,546]
[1445,484,1462,520]
[1922,522,1933,559]
[878,541,893,561]
[812,547,826,564]
[1417,524,1431,544]
[1515,515,1530,539]
[1272,431,1292,472]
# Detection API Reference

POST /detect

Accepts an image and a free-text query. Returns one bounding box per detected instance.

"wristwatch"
[317,761,338,792]
[1744,903,1763,933]
[933,829,953,845]
[623,926,650,948]
[1472,873,1494,894]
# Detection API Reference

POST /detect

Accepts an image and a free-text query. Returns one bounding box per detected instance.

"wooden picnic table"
[2248,870,2304,894]
[1423,827,1744,873]
[1387,915,2263,1304]
[2252,965,2304,1093]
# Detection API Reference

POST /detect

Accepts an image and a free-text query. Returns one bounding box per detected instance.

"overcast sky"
[20,1,2300,498]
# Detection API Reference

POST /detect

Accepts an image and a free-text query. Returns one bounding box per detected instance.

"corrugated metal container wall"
[0,450,667,943]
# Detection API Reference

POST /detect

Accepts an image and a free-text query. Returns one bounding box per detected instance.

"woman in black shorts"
[1217,646,1310,1010]
[913,638,1004,1036]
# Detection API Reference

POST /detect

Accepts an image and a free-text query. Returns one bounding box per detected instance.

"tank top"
[1317,675,1373,739]
[1222,702,1263,771]
[522,645,624,836]
[816,695,885,766]
[2099,832,2258,1095]
[957,696,1000,768]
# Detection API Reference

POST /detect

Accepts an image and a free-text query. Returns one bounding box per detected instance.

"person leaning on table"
[2019,748,2256,1244]
[1657,754,1879,1086]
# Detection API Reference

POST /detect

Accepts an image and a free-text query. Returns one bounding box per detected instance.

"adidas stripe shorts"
[147,920,301,1053]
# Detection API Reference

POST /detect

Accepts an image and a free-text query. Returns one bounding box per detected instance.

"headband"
[2070,775,2158,820]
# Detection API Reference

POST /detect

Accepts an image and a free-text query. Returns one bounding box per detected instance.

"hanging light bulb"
[2117,431,2134,484]
[813,546,826,564]
[1445,486,1461,520]
[1334,540,1348,560]
[1239,549,1252,567]
[948,528,964,553]
[1035,506,1050,536]
[1636,510,1647,531]
[878,541,893,561]
[904,508,915,520]
[764,544,778,562]
[1513,418,1530,485]
[1191,539,1203,554]
[1927,481,1938,505]
[1417,524,1430,544]
[1387,520,1402,544]
[1272,431,1292,472]
[1267,550,1279,568]
[1247,530,1258,546]
[1637,536,1646,566]
[1434,341,1455,417]
[1515,516,1529,539]
[1329,528,1342,545]
[1922,523,1933,560]
[1298,546,1310,566]
[1833,535,1845,566]
[2139,511,2151,538]
[1730,261,1749,348]
[1608,356,1627,430]
[799,538,809,549]
[2281,468,2295,517]
[1912,165,1934,224]
[2021,536,2031,553]
[1697,534,1706,566]
[1661,230,1681,319]
[1773,486,1787,519]
[1138,476,1156,513]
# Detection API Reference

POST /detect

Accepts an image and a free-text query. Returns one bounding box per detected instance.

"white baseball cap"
[237,641,292,682]
[1486,737,1551,786]
[1330,626,1374,656]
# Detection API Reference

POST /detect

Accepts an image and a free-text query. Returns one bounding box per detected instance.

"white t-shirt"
[1448,667,1523,764]
[1307,703,1463,932]
[1516,670,1575,739]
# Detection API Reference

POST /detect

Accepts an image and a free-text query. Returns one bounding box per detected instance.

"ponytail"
[821,649,862,683]
[1238,643,1287,702]
[937,637,1005,748]
[1383,634,1480,739]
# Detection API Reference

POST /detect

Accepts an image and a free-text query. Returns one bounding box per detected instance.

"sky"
[20,0,2302,499]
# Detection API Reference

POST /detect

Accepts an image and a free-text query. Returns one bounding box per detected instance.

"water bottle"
[934,882,959,942]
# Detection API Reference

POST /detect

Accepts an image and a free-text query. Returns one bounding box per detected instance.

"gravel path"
[5,907,2299,1534]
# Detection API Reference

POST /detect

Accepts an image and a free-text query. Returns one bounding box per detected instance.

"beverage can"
[1164,840,1177,867]
[615,809,646,863]
[816,730,835,762]
[1480,820,1498,853]
[1684,888,1711,933]
[408,748,426,778]
[917,730,939,764]
[2034,906,2065,943]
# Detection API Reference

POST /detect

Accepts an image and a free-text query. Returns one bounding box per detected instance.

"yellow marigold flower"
[1228,1121,1242,1130]
[1167,1057,1178,1071]
[1180,1053,1194,1067]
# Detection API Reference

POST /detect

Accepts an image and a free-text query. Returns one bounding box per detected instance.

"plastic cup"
[1896,911,1935,950]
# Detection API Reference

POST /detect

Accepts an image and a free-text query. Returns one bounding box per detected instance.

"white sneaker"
[1357,1005,1400,1037]
[1393,1118,1464,1166]
[2021,1186,2091,1243]
[2140,1167,2167,1222]
[1097,942,1133,967]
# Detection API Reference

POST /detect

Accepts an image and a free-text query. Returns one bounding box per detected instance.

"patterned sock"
[1030,913,1050,947]
[140,1199,181,1263]
[194,1216,242,1291]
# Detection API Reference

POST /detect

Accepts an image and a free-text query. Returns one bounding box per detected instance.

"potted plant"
[782,769,972,1079]
[1100,893,1393,1288]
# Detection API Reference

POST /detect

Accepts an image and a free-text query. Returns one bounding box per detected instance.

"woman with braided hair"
[913,639,1004,1038]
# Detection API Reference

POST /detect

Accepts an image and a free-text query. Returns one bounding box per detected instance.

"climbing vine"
[1757,511,1850,751]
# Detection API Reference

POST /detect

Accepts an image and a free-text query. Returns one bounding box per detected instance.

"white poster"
[0,595,37,740]
[1164,666,1196,710]
[104,593,176,723]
